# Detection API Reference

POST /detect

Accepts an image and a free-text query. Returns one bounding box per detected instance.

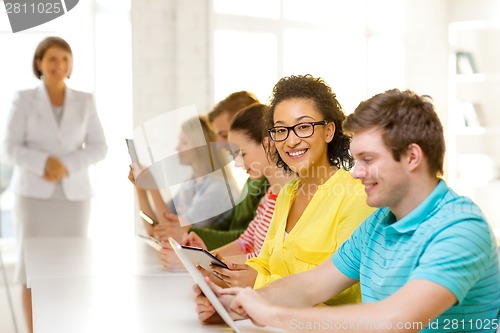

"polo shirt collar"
[385,180,448,234]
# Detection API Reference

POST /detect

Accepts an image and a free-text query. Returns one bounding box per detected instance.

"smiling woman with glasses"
[194,75,374,317]
[246,74,374,304]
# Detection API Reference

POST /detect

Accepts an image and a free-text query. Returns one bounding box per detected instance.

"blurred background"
[1,1,499,331]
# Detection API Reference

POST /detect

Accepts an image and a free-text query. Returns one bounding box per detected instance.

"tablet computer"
[169,237,241,333]
[137,234,162,252]
[125,138,139,164]
[180,245,229,274]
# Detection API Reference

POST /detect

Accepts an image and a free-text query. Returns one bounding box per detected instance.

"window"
[212,0,405,113]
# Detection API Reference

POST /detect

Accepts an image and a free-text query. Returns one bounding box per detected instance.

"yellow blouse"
[246,169,375,305]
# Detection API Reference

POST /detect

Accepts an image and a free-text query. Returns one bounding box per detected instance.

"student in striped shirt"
[195,89,500,332]
[162,103,294,271]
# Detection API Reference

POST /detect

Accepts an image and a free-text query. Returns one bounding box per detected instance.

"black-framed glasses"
[268,120,329,142]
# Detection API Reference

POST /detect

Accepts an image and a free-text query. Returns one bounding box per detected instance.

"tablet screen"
[137,234,162,252]
[180,245,228,274]
[169,237,241,333]
[125,138,139,164]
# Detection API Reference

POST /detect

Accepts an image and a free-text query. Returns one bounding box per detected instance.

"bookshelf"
[448,19,500,243]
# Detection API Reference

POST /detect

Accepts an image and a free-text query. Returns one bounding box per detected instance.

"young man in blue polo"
[195,89,500,332]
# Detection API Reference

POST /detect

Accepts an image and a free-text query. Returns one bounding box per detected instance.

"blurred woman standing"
[2,36,107,332]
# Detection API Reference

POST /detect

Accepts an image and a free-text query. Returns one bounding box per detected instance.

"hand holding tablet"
[137,234,162,252]
[180,245,229,274]
[169,237,242,333]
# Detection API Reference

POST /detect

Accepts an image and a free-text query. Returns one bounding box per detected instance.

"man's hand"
[194,282,223,324]
[220,287,276,327]
[194,277,247,324]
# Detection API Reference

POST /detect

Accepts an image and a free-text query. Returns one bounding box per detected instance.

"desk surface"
[31,274,286,333]
[24,236,168,287]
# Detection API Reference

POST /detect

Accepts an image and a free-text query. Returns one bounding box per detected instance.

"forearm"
[217,241,245,257]
[256,261,356,308]
[148,189,172,224]
[135,188,155,236]
[224,254,247,264]
[190,228,245,250]
[265,279,457,333]
[256,272,319,308]
[271,302,419,333]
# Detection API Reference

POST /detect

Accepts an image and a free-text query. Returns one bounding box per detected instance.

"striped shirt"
[332,180,500,332]
[236,189,277,260]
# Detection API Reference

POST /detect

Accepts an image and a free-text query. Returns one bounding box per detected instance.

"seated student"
[166,91,270,250]
[204,75,374,303]
[159,103,295,271]
[195,89,500,332]
[129,116,238,240]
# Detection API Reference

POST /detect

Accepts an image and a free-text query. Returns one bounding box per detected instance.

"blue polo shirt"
[332,180,500,332]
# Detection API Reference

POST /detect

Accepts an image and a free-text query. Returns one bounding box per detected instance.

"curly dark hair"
[264,74,354,172]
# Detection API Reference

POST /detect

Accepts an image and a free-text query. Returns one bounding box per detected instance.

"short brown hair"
[32,36,73,79]
[343,89,445,177]
[208,91,259,123]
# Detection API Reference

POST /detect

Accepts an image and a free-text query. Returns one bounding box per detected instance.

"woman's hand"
[127,165,136,185]
[158,241,186,272]
[43,156,67,182]
[160,213,189,242]
[182,231,207,249]
[210,255,258,288]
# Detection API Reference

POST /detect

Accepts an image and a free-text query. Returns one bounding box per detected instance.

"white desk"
[25,237,286,332]
[24,236,168,287]
[31,275,286,333]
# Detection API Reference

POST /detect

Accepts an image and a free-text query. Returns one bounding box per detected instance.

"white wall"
[131,0,212,126]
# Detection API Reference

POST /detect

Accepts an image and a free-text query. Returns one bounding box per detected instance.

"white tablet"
[169,237,241,333]
[125,138,139,164]
[137,234,162,252]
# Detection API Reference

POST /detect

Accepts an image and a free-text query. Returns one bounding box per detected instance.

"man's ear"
[406,143,423,171]
[325,121,335,143]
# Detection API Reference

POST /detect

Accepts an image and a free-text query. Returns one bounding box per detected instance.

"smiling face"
[350,127,410,211]
[36,46,72,84]
[273,98,334,177]
[228,130,269,180]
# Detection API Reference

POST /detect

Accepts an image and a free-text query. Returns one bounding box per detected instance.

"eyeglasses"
[268,120,329,142]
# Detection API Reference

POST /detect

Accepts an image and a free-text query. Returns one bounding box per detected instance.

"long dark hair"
[230,103,269,145]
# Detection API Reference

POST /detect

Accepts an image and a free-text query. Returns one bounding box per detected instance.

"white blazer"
[2,84,107,201]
